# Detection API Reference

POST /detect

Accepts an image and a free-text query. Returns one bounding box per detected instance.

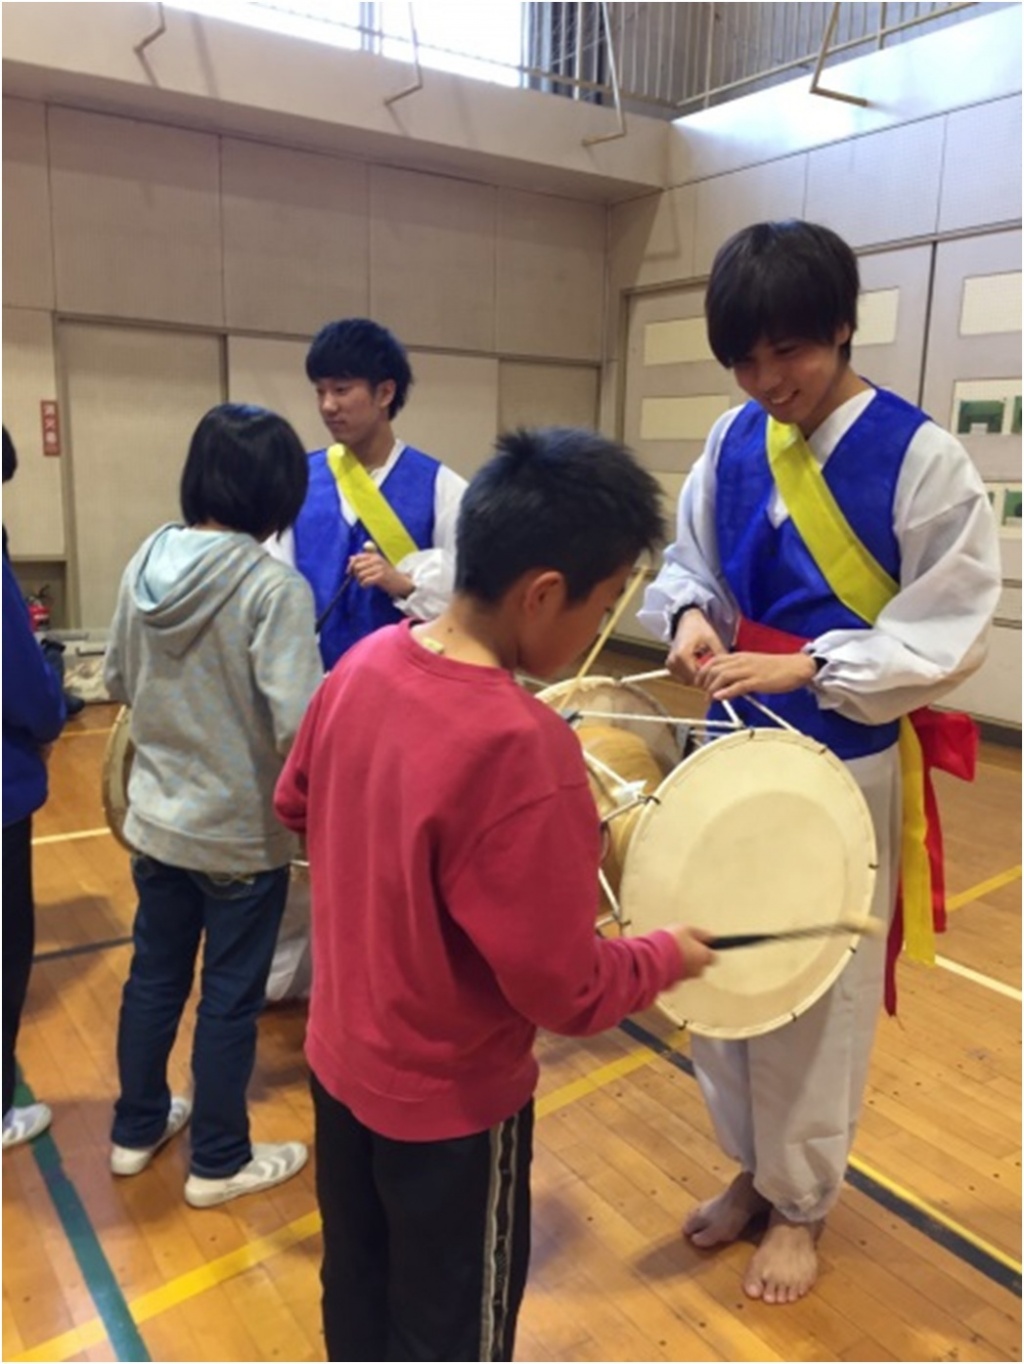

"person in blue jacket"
[268,318,467,670]
[2,426,66,1150]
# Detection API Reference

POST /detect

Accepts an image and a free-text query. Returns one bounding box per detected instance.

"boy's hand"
[667,926,716,979]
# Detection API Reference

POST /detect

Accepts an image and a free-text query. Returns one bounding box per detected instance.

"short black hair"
[456,427,665,604]
[705,220,859,367]
[305,318,413,419]
[180,404,308,538]
[2,426,17,483]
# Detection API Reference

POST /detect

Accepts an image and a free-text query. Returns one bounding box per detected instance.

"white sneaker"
[110,1095,192,1176]
[2,1103,52,1150]
[184,1140,308,1208]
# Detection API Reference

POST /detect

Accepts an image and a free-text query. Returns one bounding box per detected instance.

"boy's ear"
[522,569,567,616]
[835,323,853,349]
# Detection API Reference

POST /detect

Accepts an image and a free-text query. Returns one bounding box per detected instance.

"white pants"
[690,746,901,1223]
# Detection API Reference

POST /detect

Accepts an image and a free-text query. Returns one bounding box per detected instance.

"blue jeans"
[112,854,288,1177]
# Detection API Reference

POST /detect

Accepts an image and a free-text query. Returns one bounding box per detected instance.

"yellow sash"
[766,416,935,963]
[326,444,418,567]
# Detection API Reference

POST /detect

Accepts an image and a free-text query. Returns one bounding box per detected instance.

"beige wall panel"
[227,335,325,452]
[498,362,598,433]
[496,190,605,361]
[60,324,223,628]
[941,624,1022,726]
[854,246,932,406]
[921,231,1022,483]
[939,96,1023,235]
[623,289,743,478]
[48,108,223,325]
[2,99,54,310]
[2,308,64,557]
[370,167,496,353]
[693,156,807,277]
[222,138,369,335]
[606,185,698,359]
[393,351,499,482]
[805,120,945,249]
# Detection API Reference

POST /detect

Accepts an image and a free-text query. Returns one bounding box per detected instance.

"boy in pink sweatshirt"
[275,426,713,1362]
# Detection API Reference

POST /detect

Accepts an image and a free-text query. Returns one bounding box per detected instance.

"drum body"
[536,679,877,1040]
[534,677,681,912]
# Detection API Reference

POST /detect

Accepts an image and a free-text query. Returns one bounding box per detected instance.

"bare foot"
[742,1210,822,1304]
[683,1171,770,1248]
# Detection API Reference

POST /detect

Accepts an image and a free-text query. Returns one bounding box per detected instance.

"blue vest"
[713,389,928,759]
[294,445,440,669]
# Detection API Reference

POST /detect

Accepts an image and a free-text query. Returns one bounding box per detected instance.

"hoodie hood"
[129,523,265,658]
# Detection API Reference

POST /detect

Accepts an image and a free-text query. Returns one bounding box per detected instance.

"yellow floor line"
[32,827,112,847]
[946,865,1022,912]
[536,1049,653,1118]
[12,1319,109,1364]
[130,1211,322,1323]
[849,1154,1023,1276]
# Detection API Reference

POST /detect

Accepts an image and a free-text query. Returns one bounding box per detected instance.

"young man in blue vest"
[273,318,467,670]
[640,220,1000,1304]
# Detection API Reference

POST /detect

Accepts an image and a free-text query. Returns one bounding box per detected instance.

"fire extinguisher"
[26,585,52,634]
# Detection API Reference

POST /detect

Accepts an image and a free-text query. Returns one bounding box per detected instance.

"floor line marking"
[8,1077,149,1364]
[536,1049,653,1117]
[946,865,1022,912]
[32,827,112,846]
[934,954,1022,1001]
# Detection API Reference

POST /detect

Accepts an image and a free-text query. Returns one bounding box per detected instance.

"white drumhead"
[621,728,877,1039]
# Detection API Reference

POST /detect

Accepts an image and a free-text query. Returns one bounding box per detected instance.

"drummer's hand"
[666,609,727,684]
[348,546,414,599]
[694,650,816,701]
[668,926,716,979]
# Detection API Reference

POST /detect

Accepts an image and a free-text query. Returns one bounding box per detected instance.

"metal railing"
[162,2,993,119]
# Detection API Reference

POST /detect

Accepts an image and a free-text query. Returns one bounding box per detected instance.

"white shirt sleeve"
[394,462,468,621]
[807,422,1002,725]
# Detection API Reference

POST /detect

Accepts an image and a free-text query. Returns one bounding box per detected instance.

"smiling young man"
[272,318,467,670]
[639,219,1001,1305]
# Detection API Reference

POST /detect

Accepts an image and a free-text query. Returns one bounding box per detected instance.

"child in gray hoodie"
[104,403,324,1208]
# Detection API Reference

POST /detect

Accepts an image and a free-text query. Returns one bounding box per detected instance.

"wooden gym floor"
[3,660,1021,1363]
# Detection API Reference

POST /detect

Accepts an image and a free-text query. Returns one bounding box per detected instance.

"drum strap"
[764,417,978,1005]
[326,444,418,567]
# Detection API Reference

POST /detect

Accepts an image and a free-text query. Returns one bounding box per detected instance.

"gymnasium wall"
[1,4,1020,726]
[605,7,1022,728]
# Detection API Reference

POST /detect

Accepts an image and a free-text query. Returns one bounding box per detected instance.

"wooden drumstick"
[708,917,884,950]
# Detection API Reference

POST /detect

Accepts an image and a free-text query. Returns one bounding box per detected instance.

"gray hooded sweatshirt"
[104,523,323,874]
